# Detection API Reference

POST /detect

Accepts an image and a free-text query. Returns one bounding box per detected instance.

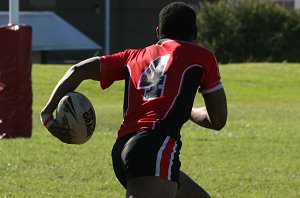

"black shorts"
[111,129,182,188]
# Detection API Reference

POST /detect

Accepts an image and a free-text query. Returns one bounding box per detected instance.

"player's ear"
[156,26,160,40]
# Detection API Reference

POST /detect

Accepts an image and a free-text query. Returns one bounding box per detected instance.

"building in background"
[272,0,300,9]
[296,0,300,8]
[0,0,205,63]
[0,11,102,63]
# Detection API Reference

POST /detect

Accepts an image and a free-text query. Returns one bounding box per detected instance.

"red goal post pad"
[0,24,33,138]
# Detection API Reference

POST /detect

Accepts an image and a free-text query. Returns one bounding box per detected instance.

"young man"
[41,2,227,198]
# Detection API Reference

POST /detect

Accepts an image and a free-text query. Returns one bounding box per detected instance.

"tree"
[196,0,300,63]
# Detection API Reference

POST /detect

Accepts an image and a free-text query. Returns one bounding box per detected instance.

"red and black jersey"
[99,39,222,140]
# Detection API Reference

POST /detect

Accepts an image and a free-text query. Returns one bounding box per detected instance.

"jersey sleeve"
[199,52,223,94]
[99,50,130,89]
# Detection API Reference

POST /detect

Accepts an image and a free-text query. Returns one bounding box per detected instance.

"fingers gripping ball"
[56,92,96,144]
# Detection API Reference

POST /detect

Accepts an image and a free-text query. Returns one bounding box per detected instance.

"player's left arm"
[190,87,227,131]
[40,57,101,141]
[190,50,227,131]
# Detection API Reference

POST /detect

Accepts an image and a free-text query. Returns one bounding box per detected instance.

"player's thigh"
[126,176,177,198]
[176,171,211,198]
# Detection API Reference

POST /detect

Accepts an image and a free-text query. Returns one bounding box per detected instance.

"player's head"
[157,2,197,41]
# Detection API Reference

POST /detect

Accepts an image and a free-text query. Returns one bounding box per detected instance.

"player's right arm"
[40,57,101,143]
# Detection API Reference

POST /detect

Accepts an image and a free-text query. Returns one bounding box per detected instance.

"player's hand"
[40,113,73,144]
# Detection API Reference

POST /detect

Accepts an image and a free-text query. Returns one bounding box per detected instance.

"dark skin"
[41,57,101,143]
[41,27,227,198]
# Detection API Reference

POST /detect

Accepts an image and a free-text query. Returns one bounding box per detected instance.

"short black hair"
[159,2,197,41]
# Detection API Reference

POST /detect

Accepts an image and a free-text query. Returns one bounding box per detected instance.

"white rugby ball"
[56,92,96,144]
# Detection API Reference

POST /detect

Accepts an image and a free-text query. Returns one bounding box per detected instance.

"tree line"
[196,0,300,63]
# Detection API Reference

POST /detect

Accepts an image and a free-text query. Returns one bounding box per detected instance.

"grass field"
[0,63,299,198]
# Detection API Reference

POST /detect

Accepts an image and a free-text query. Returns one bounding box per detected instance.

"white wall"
[295,0,300,8]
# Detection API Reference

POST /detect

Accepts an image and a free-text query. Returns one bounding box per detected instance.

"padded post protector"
[0,25,32,138]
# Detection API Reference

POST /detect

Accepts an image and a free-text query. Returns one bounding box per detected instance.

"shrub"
[281,9,300,62]
[196,0,300,63]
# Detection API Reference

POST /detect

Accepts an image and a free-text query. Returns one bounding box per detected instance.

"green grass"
[1,63,300,198]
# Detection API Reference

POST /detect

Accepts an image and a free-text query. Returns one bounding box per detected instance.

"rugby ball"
[56,92,96,144]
